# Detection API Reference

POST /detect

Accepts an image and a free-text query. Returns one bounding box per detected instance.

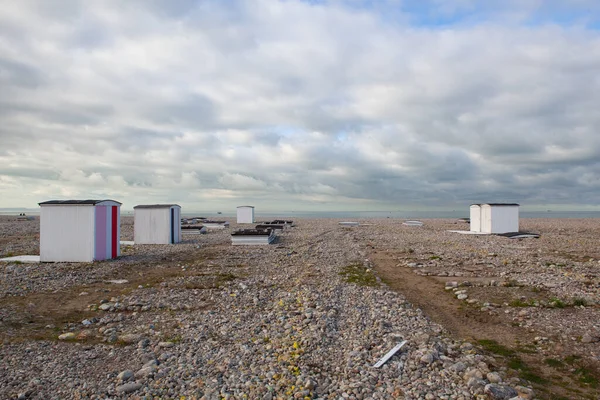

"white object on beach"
[231,229,275,245]
[0,255,41,263]
[339,221,360,227]
[469,203,519,234]
[106,279,129,284]
[134,204,181,244]
[39,199,122,262]
[237,206,255,224]
[447,230,491,235]
[402,220,423,226]
[120,241,135,246]
[373,340,407,368]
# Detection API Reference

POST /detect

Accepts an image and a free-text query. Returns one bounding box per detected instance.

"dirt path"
[370,248,600,400]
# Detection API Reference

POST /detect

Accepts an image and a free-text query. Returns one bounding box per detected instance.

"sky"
[1,0,600,212]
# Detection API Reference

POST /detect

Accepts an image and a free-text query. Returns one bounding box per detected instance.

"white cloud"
[0,0,599,211]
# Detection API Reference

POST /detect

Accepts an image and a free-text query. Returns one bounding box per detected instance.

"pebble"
[58,332,75,340]
[116,382,142,394]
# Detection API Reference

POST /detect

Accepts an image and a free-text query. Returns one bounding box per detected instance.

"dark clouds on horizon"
[1,0,600,211]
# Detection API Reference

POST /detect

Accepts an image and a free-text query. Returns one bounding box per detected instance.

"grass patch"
[339,264,379,287]
[575,367,599,388]
[565,355,582,365]
[477,339,549,385]
[572,297,587,307]
[545,358,565,369]
[509,298,535,307]
[429,255,441,260]
[550,298,566,308]
[477,339,516,357]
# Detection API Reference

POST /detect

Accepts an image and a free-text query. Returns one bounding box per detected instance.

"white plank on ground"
[0,255,41,263]
[373,340,407,368]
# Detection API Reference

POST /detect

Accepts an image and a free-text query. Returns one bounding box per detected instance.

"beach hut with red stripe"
[38,199,121,262]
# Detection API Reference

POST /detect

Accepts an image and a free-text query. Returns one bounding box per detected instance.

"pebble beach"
[0,216,599,399]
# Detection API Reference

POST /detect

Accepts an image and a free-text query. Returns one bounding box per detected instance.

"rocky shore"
[0,216,598,399]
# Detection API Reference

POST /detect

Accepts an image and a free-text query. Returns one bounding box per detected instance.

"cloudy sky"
[1,0,599,212]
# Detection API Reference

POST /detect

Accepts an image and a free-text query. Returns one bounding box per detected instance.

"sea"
[3,210,600,219]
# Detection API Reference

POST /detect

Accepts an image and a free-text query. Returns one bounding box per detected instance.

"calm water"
[3,210,600,219]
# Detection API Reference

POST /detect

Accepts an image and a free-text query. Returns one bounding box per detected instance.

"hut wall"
[469,205,481,232]
[40,205,95,262]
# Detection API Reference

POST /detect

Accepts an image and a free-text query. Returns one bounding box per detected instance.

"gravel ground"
[1,216,597,399]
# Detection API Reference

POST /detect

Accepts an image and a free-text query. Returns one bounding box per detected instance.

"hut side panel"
[95,205,120,259]
[40,205,95,262]
[171,206,181,244]
[489,206,519,233]
[469,205,481,232]
[135,208,170,244]
[237,207,255,224]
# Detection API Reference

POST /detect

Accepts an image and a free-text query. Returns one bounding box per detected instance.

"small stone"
[58,332,76,340]
[116,382,142,394]
[515,385,535,399]
[304,380,316,390]
[467,377,486,389]
[158,341,175,348]
[487,372,502,383]
[457,293,468,300]
[79,292,89,296]
[420,351,436,364]
[118,333,142,344]
[449,362,467,373]
[484,383,518,399]
[117,370,134,381]
[82,319,92,326]
[135,366,156,378]
[99,303,113,311]
[582,334,599,343]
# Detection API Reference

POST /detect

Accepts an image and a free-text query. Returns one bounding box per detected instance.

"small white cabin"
[134,204,181,244]
[470,203,519,234]
[237,206,255,224]
[39,199,121,262]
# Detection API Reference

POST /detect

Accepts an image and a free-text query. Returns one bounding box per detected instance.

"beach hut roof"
[134,204,180,209]
[38,199,121,206]
[237,205,255,208]
[470,203,519,207]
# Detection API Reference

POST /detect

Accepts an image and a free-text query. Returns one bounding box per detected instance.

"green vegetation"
[572,297,587,307]
[477,339,548,385]
[545,358,565,368]
[429,255,441,260]
[339,264,379,287]
[550,298,566,308]
[509,298,536,307]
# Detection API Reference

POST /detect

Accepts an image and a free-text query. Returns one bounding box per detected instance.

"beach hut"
[470,205,481,232]
[470,203,519,234]
[134,204,181,244]
[39,199,121,262]
[237,206,255,224]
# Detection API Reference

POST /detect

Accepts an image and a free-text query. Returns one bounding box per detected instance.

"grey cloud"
[0,0,599,210]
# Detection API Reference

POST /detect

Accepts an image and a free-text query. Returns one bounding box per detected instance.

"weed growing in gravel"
[545,358,565,368]
[572,297,587,307]
[509,298,536,307]
[429,255,441,260]
[339,264,378,287]
[477,339,548,385]
[550,298,566,308]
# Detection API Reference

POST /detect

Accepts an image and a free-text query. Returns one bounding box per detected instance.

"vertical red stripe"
[111,206,118,258]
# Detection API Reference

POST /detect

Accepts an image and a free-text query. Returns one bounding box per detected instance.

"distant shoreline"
[3,211,600,219]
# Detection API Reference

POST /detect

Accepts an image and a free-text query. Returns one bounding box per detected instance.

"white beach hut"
[237,206,255,224]
[39,199,121,262]
[470,203,519,234]
[134,204,181,244]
